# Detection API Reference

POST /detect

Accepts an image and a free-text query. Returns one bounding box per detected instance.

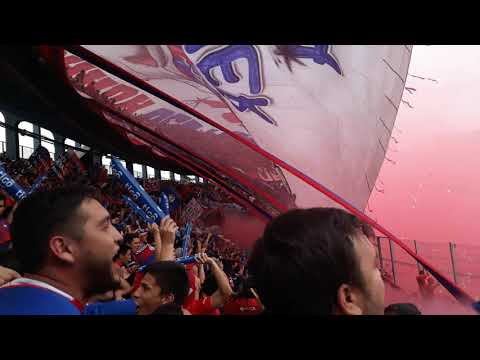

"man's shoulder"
[0,285,81,315]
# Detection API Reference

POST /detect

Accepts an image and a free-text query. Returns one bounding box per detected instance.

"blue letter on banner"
[111,157,166,223]
[159,192,170,216]
[181,222,192,258]
[0,164,27,201]
[122,195,152,224]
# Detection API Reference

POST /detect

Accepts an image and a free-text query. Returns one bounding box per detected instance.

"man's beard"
[361,289,384,315]
[82,255,121,298]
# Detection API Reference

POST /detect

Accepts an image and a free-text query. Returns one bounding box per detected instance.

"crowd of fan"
[0,153,465,316]
[0,153,262,315]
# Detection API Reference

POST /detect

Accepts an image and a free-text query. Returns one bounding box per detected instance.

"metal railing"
[19,145,34,159]
[19,145,55,160]
[376,236,480,297]
[102,165,201,186]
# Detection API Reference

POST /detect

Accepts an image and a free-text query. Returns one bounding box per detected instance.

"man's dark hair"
[384,303,421,315]
[151,303,184,315]
[248,207,372,315]
[233,276,256,299]
[123,233,138,246]
[113,243,131,261]
[362,223,376,241]
[11,185,100,273]
[0,248,22,273]
[144,261,189,306]
[201,274,218,297]
[0,193,5,203]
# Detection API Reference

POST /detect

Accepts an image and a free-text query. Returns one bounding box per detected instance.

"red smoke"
[384,283,477,315]
[218,207,266,249]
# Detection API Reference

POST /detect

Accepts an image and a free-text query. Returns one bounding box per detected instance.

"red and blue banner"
[51,150,86,180]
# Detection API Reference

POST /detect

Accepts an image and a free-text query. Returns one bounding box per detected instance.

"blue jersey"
[0,278,82,315]
[0,278,137,315]
[83,298,137,315]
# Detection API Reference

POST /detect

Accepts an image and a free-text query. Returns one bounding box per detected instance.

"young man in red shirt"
[126,219,178,296]
[133,261,189,315]
[223,276,263,315]
[184,253,233,315]
[183,263,200,306]
[113,244,133,280]
[129,233,155,266]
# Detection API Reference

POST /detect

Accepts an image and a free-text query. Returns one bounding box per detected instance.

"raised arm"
[149,222,163,262]
[197,253,233,308]
[158,217,178,261]
[198,260,206,285]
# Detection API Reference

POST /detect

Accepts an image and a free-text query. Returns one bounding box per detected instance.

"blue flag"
[0,164,27,201]
[116,211,134,231]
[111,157,166,223]
[182,222,192,258]
[28,173,48,195]
[161,186,181,212]
[138,254,199,272]
[122,195,152,224]
[159,192,170,216]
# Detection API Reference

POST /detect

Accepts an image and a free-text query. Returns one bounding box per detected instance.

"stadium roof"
[0,46,192,175]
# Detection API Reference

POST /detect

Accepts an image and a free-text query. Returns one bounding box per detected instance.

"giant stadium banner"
[62,45,410,215]
[50,45,480,308]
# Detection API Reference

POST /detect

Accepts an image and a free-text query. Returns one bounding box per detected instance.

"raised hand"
[159,217,178,246]
[148,222,160,237]
[157,217,178,261]
[196,252,214,266]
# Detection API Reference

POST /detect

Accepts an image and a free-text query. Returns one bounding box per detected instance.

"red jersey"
[5,197,15,208]
[223,298,262,315]
[127,272,145,296]
[0,218,11,245]
[114,261,130,279]
[183,268,197,306]
[185,263,196,272]
[133,244,155,266]
[185,297,219,315]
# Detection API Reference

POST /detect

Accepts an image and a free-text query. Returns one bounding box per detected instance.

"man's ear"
[337,284,363,315]
[49,235,76,264]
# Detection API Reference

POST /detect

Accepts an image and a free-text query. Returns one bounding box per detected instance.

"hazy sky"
[369,45,480,245]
